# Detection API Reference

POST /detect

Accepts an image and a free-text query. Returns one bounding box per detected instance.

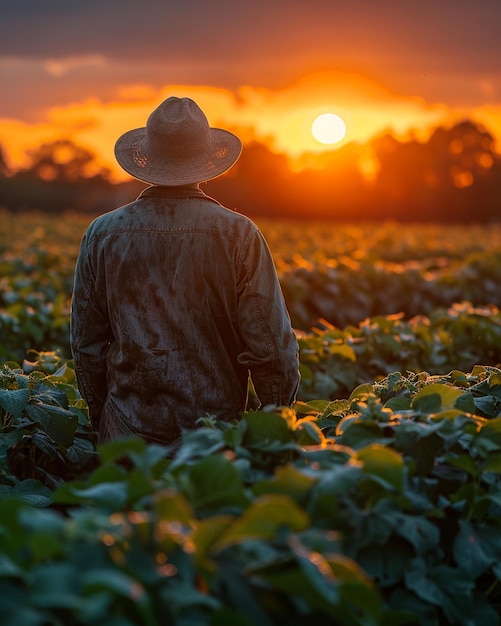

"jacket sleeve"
[70,230,113,430]
[236,229,300,407]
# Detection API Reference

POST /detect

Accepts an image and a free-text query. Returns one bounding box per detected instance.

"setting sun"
[311,113,347,145]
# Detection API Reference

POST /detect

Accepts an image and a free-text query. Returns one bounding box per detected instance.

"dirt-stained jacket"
[70,185,300,444]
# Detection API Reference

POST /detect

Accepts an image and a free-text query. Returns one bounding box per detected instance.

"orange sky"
[1,1,500,181]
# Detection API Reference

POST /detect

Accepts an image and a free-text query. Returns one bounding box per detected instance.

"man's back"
[71,185,299,443]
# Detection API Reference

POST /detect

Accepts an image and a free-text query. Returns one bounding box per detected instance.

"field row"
[1,213,501,367]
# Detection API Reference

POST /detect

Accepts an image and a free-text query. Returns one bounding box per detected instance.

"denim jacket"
[70,185,300,444]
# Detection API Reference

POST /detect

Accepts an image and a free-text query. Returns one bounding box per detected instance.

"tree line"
[0,119,500,221]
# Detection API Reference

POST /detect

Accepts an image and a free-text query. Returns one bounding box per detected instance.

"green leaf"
[405,558,475,622]
[154,489,195,526]
[25,402,78,447]
[476,418,501,454]
[69,482,128,510]
[253,556,340,618]
[242,411,293,446]
[474,395,501,419]
[449,370,470,387]
[481,453,501,473]
[385,396,412,411]
[129,443,168,473]
[330,344,356,362]
[213,494,309,551]
[29,563,82,609]
[411,384,474,413]
[445,452,478,476]
[393,419,444,475]
[454,391,476,414]
[294,399,331,414]
[295,418,325,445]
[185,454,249,510]
[0,479,53,507]
[328,555,383,622]
[88,461,128,485]
[359,540,413,587]
[0,428,24,462]
[27,529,66,560]
[453,520,495,577]
[310,463,363,501]
[252,464,318,503]
[349,383,374,402]
[295,548,341,607]
[336,419,383,449]
[0,387,30,419]
[390,511,440,553]
[388,588,439,624]
[0,582,48,625]
[19,505,65,533]
[0,555,22,577]
[168,428,225,469]
[356,444,404,492]
[192,515,234,567]
[126,467,156,503]
[97,436,146,462]
[82,569,147,601]
[66,436,97,468]
[211,564,273,626]
[489,372,501,386]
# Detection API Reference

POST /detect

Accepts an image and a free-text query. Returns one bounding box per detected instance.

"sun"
[311,113,347,145]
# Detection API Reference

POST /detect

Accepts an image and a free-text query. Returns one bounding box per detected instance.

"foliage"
[0,213,78,361]
[298,302,501,399]
[1,355,501,624]
[0,351,96,493]
[2,212,501,368]
[276,235,501,329]
[1,213,501,623]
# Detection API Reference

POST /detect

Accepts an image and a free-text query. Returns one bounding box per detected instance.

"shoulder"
[83,202,135,240]
[200,194,261,235]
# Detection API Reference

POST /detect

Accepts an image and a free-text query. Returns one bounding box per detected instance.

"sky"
[1,0,501,180]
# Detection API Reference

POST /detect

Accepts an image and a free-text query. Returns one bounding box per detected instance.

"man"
[71,96,300,446]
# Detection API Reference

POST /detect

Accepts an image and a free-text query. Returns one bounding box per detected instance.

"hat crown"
[144,97,211,159]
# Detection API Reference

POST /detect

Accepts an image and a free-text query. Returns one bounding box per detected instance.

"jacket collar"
[138,185,211,201]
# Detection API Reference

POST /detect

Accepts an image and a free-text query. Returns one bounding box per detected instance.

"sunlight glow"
[1,70,498,181]
[311,113,347,145]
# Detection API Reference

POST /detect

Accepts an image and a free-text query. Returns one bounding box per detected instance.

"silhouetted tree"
[205,141,291,217]
[0,143,9,177]
[370,121,501,221]
[206,140,370,219]
[23,140,111,183]
[1,121,500,220]
[1,139,115,213]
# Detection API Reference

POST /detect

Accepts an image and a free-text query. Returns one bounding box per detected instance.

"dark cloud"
[1,0,500,120]
[2,0,501,73]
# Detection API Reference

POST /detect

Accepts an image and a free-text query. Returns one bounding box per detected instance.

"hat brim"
[114,127,242,186]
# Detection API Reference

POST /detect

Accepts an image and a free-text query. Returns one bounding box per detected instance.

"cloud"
[2,1,501,84]
[0,71,464,181]
[43,55,108,78]
[1,0,501,130]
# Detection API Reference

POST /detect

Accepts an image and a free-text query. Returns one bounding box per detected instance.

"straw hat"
[114,97,242,185]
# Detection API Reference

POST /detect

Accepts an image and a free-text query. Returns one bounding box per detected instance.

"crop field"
[1,209,501,624]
